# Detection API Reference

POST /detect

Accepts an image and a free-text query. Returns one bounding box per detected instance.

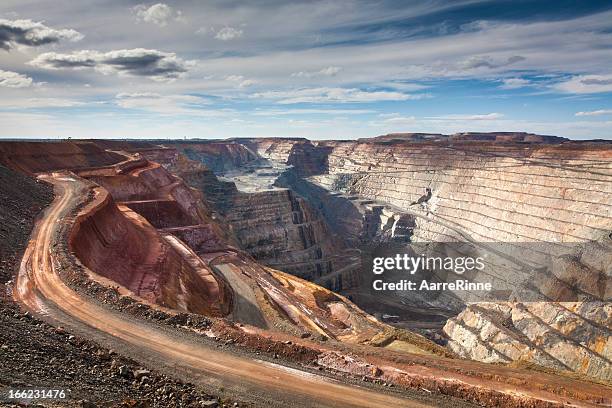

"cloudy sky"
[1,0,611,140]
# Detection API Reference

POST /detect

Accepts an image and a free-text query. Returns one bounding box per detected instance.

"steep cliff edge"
[70,176,231,317]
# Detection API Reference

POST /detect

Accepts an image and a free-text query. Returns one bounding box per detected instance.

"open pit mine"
[0,133,611,407]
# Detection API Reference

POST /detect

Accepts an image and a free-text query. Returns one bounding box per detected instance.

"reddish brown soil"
[0,141,126,175]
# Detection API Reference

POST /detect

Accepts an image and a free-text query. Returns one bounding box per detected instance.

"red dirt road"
[13,173,440,408]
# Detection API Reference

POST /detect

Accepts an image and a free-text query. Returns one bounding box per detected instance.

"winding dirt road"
[13,172,611,408]
[13,173,443,408]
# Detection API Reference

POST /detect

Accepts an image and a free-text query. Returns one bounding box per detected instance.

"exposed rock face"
[156,145,350,283]
[2,137,609,382]
[444,234,612,381]
[140,136,612,382]
[252,138,332,176]
[227,188,355,282]
[170,142,259,173]
[445,301,611,380]
[241,138,304,162]
[234,136,612,381]
[72,162,232,317]
[316,141,611,244]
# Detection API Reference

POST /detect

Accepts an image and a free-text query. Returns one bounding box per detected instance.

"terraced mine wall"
[168,142,259,173]
[246,138,333,176]
[223,188,344,281]
[317,141,611,245]
[70,158,237,317]
[13,139,604,381]
[70,187,230,316]
[243,137,612,381]
[276,168,417,248]
[61,148,426,349]
[254,138,611,273]
[3,139,609,382]
[151,146,352,283]
[116,143,346,281]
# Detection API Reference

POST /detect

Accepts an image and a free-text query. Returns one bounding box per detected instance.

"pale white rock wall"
[309,141,612,381]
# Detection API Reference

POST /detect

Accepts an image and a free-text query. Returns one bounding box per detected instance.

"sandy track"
[13,173,437,408]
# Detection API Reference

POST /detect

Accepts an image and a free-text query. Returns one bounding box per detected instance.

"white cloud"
[380,115,417,125]
[368,113,418,128]
[291,66,342,78]
[198,26,244,40]
[215,27,243,40]
[2,3,612,141]
[252,108,374,116]
[500,78,531,89]
[0,97,83,109]
[0,70,33,88]
[575,109,612,117]
[225,75,244,82]
[114,92,225,116]
[29,48,190,81]
[115,92,159,99]
[252,87,429,104]
[238,79,256,88]
[191,10,612,87]
[459,55,525,70]
[225,75,257,88]
[428,113,504,120]
[554,74,612,94]
[195,26,211,35]
[0,18,83,50]
[134,3,182,27]
[376,82,428,92]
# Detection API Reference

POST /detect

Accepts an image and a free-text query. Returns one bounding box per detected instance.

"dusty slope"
[0,141,125,175]
[0,164,53,283]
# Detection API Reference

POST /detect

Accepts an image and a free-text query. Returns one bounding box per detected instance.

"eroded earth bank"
[0,134,610,407]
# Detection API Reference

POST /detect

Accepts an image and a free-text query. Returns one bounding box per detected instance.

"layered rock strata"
[155,146,351,284]
[73,162,232,316]
[237,137,612,380]
[169,141,259,173]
